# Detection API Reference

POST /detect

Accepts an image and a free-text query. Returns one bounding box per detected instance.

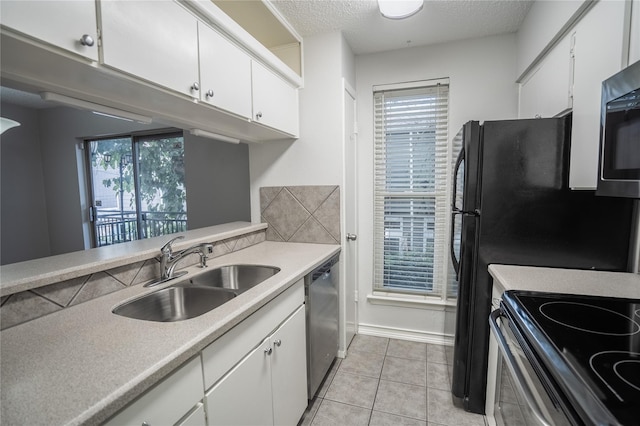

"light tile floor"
[299,335,487,426]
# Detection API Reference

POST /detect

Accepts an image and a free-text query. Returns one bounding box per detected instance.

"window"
[373,80,450,297]
[87,131,187,247]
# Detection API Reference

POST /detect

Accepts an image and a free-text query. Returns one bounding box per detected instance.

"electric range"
[501,290,640,425]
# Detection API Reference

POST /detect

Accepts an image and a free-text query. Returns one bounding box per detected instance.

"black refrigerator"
[447,117,634,414]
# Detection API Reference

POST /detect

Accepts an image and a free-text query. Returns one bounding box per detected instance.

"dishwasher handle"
[489,310,553,426]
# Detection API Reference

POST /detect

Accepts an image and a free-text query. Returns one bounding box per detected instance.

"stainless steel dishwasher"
[305,254,339,399]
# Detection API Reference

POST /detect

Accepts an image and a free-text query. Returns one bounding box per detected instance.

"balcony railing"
[95,210,187,247]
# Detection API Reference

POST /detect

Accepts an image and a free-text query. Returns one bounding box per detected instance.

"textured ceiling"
[271,0,534,55]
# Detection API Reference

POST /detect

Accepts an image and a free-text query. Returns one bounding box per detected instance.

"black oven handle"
[489,310,554,426]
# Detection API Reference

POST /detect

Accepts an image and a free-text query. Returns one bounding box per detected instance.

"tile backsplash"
[260,185,340,244]
[0,230,265,330]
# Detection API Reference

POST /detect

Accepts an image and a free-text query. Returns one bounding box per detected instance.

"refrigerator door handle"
[450,211,461,276]
[450,148,465,277]
[451,148,464,211]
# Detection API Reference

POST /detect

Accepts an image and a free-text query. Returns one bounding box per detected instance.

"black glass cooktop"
[502,290,640,426]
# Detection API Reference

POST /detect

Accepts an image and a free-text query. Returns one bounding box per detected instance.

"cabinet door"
[206,339,274,426]
[519,34,573,119]
[251,61,299,136]
[177,403,207,426]
[198,22,252,119]
[569,0,626,189]
[0,0,98,61]
[105,357,204,426]
[270,306,308,426]
[100,0,199,98]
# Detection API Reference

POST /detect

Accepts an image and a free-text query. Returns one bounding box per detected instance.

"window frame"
[372,78,452,300]
[85,129,187,248]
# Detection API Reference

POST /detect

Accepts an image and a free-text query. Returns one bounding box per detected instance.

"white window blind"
[373,81,450,296]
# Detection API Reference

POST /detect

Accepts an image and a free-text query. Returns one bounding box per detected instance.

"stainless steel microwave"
[596,60,640,198]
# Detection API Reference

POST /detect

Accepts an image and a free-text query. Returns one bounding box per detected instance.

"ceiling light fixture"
[40,92,153,124]
[378,0,424,19]
[0,117,21,135]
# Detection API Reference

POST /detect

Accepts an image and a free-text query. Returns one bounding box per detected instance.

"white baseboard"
[357,323,454,346]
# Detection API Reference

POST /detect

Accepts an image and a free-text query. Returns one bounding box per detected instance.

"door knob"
[346,233,357,241]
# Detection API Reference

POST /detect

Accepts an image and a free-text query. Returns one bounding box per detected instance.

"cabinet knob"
[80,34,94,47]
[274,339,282,347]
[255,111,263,120]
[141,422,150,426]
[264,347,272,355]
[191,82,200,92]
[206,89,214,98]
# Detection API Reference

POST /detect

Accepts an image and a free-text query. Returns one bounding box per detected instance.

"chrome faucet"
[145,236,213,287]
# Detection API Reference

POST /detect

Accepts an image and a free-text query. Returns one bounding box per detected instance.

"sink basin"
[113,285,236,322]
[190,264,280,293]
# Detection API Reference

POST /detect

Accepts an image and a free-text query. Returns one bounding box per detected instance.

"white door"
[343,80,358,352]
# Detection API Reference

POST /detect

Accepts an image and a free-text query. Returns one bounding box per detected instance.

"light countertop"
[0,241,340,425]
[489,264,640,298]
[0,222,267,297]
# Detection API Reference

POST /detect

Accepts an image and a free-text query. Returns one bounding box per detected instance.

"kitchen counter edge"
[488,264,640,298]
[0,241,340,425]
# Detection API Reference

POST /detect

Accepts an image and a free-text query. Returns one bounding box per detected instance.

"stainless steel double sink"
[113,265,280,322]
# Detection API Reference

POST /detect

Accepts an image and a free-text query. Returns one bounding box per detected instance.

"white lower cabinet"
[206,306,306,426]
[269,306,308,426]
[203,280,307,426]
[177,403,207,426]
[105,280,307,426]
[104,356,204,426]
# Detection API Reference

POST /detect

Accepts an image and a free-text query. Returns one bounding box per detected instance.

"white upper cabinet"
[517,0,630,189]
[519,34,574,119]
[629,0,640,68]
[568,0,627,189]
[100,0,200,98]
[198,22,252,120]
[0,0,98,61]
[251,61,299,137]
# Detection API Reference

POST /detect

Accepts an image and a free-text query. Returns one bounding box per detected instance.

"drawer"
[105,356,204,426]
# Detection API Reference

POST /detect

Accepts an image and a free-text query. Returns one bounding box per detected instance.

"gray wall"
[1,103,251,265]
[184,132,250,228]
[1,103,51,264]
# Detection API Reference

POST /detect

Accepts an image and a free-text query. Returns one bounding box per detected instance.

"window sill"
[367,292,457,310]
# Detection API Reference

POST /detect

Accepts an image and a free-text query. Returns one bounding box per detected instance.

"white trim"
[367,292,455,310]
[358,323,454,346]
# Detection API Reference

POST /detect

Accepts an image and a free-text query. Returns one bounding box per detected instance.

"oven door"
[489,310,572,426]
